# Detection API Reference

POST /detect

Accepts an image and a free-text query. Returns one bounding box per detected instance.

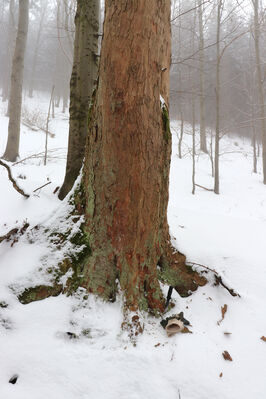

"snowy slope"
[0,98,266,399]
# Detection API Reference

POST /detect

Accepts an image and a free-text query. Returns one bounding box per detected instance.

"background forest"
[0,1,266,399]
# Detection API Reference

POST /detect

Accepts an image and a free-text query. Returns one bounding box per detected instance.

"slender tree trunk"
[252,127,257,174]
[59,0,100,199]
[214,1,222,195]
[192,98,196,195]
[2,0,15,103]
[191,5,196,194]
[253,0,266,184]
[178,112,184,159]
[210,130,214,177]
[198,0,207,153]
[71,0,205,313]
[3,0,29,162]
[44,85,55,166]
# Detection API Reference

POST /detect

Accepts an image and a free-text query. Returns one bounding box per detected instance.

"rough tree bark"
[253,0,266,184]
[3,0,29,162]
[58,0,99,200]
[71,0,205,313]
[19,0,206,314]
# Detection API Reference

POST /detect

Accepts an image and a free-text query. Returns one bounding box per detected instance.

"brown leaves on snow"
[222,351,233,361]
[217,304,227,325]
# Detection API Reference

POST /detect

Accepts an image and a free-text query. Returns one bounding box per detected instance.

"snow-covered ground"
[0,96,266,399]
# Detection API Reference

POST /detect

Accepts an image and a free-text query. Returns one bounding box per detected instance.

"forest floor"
[0,94,266,399]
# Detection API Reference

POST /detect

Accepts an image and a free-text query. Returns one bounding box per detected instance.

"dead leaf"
[181,327,193,334]
[260,336,266,342]
[219,372,223,378]
[224,332,232,336]
[218,304,228,325]
[222,351,233,361]
[155,343,161,347]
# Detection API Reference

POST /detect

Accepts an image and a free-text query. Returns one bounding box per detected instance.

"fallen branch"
[0,228,18,244]
[195,183,214,192]
[0,222,29,245]
[12,148,67,166]
[12,152,46,166]
[0,160,30,198]
[187,261,241,298]
[33,181,51,192]
[22,121,55,138]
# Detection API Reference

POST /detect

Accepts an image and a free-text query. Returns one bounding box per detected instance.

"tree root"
[159,250,207,298]
[0,160,30,198]
[18,284,63,304]
[187,262,241,297]
[0,222,30,246]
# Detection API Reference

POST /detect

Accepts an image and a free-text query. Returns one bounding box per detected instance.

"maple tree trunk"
[58,0,99,200]
[71,0,205,314]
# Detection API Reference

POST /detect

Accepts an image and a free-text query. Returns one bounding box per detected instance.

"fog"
[0,0,75,112]
[0,0,265,137]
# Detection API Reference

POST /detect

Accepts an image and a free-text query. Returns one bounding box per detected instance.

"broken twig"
[0,160,29,198]
[33,181,51,192]
[195,183,214,192]
[187,261,241,297]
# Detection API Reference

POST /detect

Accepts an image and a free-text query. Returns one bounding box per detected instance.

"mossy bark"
[71,0,205,314]
[59,0,99,200]
[19,0,206,314]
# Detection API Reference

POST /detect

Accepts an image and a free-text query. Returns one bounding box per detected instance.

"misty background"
[0,0,265,139]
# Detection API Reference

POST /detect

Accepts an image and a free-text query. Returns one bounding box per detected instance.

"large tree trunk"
[253,0,266,184]
[58,0,99,199]
[72,0,205,314]
[3,0,29,162]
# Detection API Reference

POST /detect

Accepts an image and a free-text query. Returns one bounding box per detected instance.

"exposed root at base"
[187,261,241,298]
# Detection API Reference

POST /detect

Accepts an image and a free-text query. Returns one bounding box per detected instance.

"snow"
[1,97,266,398]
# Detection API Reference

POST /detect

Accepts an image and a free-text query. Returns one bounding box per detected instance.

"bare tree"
[3,0,29,162]
[2,0,16,104]
[252,0,266,183]
[198,0,207,153]
[214,0,223,194]
[28,1,47,98]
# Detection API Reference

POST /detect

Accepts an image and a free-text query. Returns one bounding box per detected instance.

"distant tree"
[3,0,29,162]
[2,0,15,104]
[252,0,266,184]
[214,0,222,194]
[59,0,100,200]
[198,0,207,153]
[28,1,47,98]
